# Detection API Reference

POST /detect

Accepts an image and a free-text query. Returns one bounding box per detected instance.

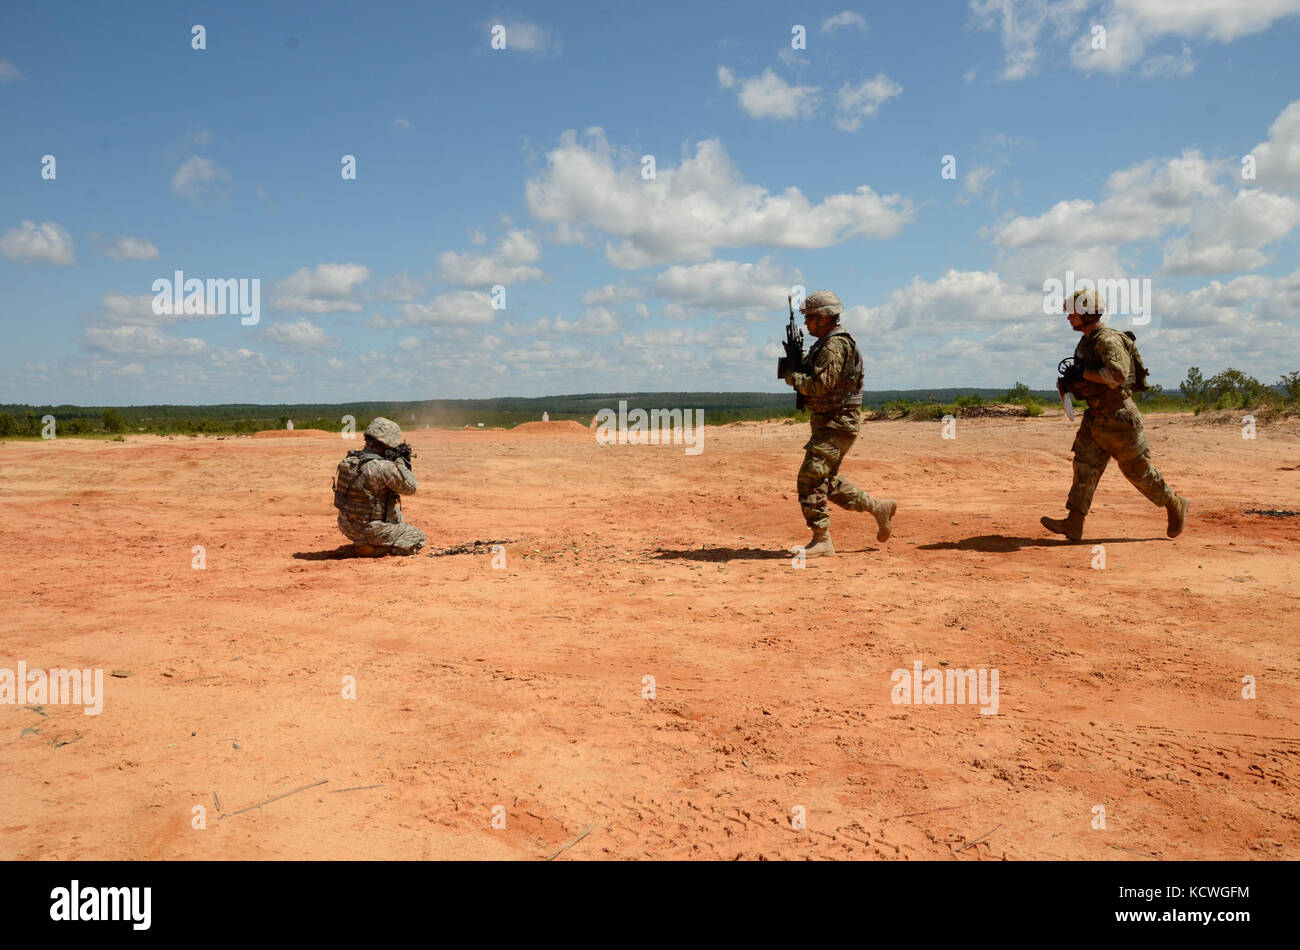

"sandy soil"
[1,413,1297,860]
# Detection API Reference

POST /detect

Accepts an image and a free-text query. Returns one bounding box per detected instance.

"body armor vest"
[333,450,388,522]
[803,328,864,412]
[1075,327,1138,408]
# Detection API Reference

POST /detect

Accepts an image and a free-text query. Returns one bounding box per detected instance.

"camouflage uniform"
[1065,325,1175,515]
[786,327,879,529]
[333,417,426,555]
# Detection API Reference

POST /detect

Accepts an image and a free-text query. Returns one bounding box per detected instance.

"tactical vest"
[803,328,864,412]
[332,451,388,522]
[1075,326,1147,408]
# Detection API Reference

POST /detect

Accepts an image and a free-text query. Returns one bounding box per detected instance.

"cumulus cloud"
[271,263,370,313]
[533,307,619,335]
[834,74,903,130]
[653,257,798,317]
[437,229,544,286]
[0,220,75,266]
[1249,98,1300,192]
[525,128,912,268]
[719,67,819,120]
[98,291,221,327]
[394,118,411,130]
[973,0,1300,79]
[170,155,232,202]
[264,318,336,348]
[821,11,868,32]
[100,236,159,260]
[1160,189,1300,275]
[376,290,497,327]
[0,60,23,81]
[580,282,645,306]
[374,270,427,302]
[84,325,207,357]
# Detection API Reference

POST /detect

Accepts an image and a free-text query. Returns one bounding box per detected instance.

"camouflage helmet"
[1065,287,1105,318]
[800,290,844,318]
[363,417,402,448]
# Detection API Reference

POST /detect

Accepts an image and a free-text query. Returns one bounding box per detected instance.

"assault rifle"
[778,295,807,410]
[384,441,416,469]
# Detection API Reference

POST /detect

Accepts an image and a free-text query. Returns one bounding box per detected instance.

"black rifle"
[778,295,807,410]
[384,441,416,469]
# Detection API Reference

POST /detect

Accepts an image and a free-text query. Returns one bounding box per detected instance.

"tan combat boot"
[1040,510,1085,542]
[1166,494,1189,538]
[803,527,836,558]
[869,498,897,542]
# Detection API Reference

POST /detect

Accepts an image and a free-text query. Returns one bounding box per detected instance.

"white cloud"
[437,229,544,286]
[580,282,645,305]
[100,236,159,260]
[723,67,820,120]
[653,257,797,316]
[84,325,207,357]
[398,335,421,351]
[383,290,497,327]
[1250,98,1300,192]
[272,263,370,313]
[996,150,1223,247]
[525,129,912,268]
[264,318,336,348]
[0,60,23,81]
[469,227,487,245]
[1160,188,1300,275]
[974,0,1300,79]
[394,118,411,130]
[374,270,427,302]
[534,307,619,335]
[98,291,220,327]
[170,155,232,202]
[0,220,75,266]
[835,74,903,130]
[821,11,868,32]
[1138,43,1196,78]
[490,19,557,54]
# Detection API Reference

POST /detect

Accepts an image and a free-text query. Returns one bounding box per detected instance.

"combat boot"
[868,498,897,542]
[1040,510,1085,542]
[803,527,835,558]
[1166,494,1189,538]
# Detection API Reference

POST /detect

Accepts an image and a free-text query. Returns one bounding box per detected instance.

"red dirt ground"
[1,413,1297,859]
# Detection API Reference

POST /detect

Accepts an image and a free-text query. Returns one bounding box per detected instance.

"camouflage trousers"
[798,410,877,529]
[1067,401,1174,516]
[337,514,427,555]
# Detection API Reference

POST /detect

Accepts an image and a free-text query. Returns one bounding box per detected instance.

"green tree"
[103,408,126,433]
[23,410,38,436]
[0,412,14,436]
[1279,371,1300,404]
[1002,381,1032,404]
[1206,368,1269,409]
[1180,367,1207,404]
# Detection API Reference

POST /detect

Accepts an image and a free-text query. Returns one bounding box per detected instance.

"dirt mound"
[252,428,336,438]
[957,403,1032,418]
[510,420,591,435]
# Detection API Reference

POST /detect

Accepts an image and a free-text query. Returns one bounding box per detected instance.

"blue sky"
[3,0,1300,405]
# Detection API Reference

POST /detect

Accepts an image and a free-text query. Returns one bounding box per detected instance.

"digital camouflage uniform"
[333,417,426,555]
[786,327,879,529]
[1066,325,1175,515]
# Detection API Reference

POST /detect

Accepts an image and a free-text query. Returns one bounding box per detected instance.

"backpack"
[1120,330,1150,393]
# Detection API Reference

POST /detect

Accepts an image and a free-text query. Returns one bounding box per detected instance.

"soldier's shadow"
[292,545,377,560]
[918,535,1162,552]
[652,545,878,561]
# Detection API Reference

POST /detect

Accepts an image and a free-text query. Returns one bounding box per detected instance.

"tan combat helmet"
[800,290,844,318]
[1066,287,1106,319]
[364,417,402,448]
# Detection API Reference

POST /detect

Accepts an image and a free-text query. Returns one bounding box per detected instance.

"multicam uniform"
[1066,325,1175,515]
[333,448,427,555]
[786,327,881,530]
